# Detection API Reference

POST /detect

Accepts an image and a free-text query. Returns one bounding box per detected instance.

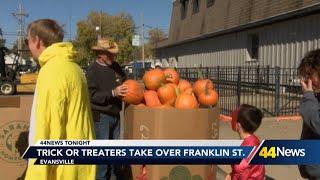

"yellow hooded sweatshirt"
[25,42,96,180]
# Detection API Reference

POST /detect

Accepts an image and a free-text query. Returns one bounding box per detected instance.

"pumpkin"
[178,79,192,93]
[154,104,173,109]
[198,89,219,106]
[144,90,161,107]
[183,87,193,94]
[143,69,166,90]
[136,103,146,108]
[157,84,177,105]
[167,83,178,90]
[193,79,214,96]
[122,80,144,105]
[164,68,180,84]
[175,90,198,109]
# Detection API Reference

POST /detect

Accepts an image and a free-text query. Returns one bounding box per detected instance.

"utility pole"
[155,26,159,59]
[69,4,72,41]
[69,16,72,40]
[140,12,145,69]
[99,11,102,40]
[96,11,102,40]
[12,3,28,63]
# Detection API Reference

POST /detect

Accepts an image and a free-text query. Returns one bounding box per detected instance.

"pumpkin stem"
[165,74,172,78]
[205,81,209,95]
[176,87,180,96]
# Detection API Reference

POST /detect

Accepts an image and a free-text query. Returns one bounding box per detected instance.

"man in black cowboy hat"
[0,45,9,78]
[86,38,128,180]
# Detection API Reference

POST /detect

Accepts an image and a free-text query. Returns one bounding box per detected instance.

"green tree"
[74,11,136,67]
[0,28,5,47]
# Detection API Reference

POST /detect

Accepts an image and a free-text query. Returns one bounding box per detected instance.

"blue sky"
[0,0,173,48]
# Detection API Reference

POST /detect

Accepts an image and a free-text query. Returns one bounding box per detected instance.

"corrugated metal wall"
[157,13,320,68]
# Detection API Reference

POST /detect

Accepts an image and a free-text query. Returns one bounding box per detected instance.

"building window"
[247,34,259,60]
[207,0,215,7]
[193,0,200,14]
[180,0,188,20]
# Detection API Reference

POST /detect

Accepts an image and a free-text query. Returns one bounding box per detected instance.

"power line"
[2,32,19,36]
[141,12,145,68]
[12,3,28,62]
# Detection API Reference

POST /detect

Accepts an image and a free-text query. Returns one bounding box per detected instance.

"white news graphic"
[23,140,252,165]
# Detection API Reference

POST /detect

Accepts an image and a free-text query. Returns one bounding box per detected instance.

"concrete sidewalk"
[217,118,304,180]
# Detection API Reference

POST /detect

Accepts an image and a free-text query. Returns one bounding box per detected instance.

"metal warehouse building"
[156,0,320,68]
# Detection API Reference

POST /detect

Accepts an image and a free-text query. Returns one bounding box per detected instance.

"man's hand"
[301,78,313,93]
[113,84,128,97]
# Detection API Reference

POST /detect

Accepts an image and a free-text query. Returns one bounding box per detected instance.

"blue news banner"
[23,140,320,165]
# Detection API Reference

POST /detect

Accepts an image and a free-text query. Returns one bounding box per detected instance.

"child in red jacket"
[226,104,265,180]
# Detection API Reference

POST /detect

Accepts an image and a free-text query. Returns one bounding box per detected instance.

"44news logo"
[258,146,305,158]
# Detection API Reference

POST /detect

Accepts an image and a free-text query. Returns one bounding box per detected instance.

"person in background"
[0,46,9,78]
[25,19,96,180]
[225,104,265,180]
[297,49,320,179]
[86,38,129,180]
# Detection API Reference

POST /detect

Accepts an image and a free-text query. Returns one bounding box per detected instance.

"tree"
[0,28,5,47]
[11,39,31,60]
[145,28,167,58]
[148,28,167,47]
[74,11,136,67]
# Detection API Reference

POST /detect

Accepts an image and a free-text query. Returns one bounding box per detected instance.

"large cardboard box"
[124,105,219,180]
[0,96,32,180]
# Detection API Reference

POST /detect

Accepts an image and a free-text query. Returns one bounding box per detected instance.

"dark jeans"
[95,113,120,180]
[299,164,320,180]
[94,113,132,180]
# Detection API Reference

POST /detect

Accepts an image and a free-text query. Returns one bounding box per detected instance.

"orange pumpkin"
[164,68,180,84]
[167,83,178,90]
[143,69,166,90]
[154,104,173,109]
[122,80,144,105]
[178,79,192,93]
[198,89,219,106]
[183,87,193,94]
[193,79,214,96]
[175,91,199,109]
[157,84,177,105]
[144,90,161,107]
[136,103,146,108]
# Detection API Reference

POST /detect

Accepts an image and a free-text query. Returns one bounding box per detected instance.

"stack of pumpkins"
[122,68,219,109]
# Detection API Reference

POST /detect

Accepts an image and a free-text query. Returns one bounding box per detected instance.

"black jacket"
[0,46,9,78]
[299,92,320,178]
[86,61,126,121]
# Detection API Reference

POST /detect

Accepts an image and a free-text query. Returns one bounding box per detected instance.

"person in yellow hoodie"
[25,19,96,180]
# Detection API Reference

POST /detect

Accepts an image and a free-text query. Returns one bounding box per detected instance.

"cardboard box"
[0,96,20,108]
[124,105,220,180]
[0,95,32,180]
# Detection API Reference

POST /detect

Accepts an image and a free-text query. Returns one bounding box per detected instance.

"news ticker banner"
[23,140,319,165]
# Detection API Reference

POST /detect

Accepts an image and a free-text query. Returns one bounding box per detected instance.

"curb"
[219,115,302,122]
